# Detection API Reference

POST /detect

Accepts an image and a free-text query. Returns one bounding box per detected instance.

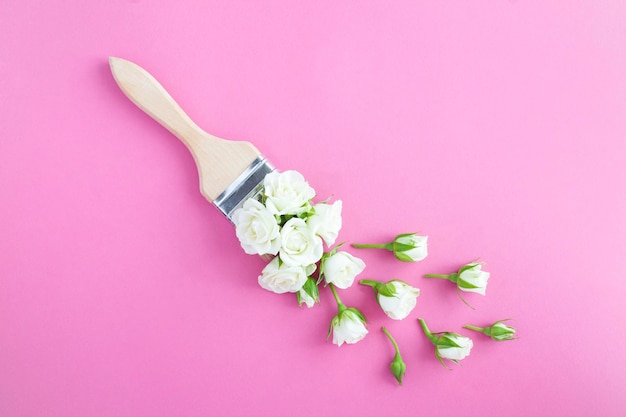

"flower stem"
[463,324,485,333]
[359,279,380,288]
[352,243,392,250]
[423,274,452,280]
[417,318,437,344]
[329,283,345,311]
[382,327,400,353]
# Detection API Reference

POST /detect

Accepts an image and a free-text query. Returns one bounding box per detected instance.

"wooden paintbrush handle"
[109,57,261,201]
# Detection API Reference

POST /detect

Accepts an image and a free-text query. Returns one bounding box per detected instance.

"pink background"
[2,1,625,416]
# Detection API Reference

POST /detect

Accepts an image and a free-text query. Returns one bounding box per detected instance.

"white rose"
[457,263,490,295]
[377,280,420,320]
[297,272,319,308]
[331,309,368,346]
[307,201,342,246]
[263,170,316,216]
[232,199,281,255]
[437,334,473,361]
[419,318,473,367]
[297,287,317,308]
[279,218,323,266]
[322,251,366,289]
[394,233,428,262]
[258,257,308,294]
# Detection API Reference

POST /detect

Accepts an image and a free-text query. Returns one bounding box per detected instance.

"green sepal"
[456,286,476,310]
[325,242,345,259]
[392,242,416,252]
[436,333,463,348]
[457,262,481,275]
[390,353,406,385]
[346,307,367,323]
[327,316,338,340]
[297,203,315,219]
[457,279,480,289]
[377,282,398,298]
[332,242,347,252]
[396,232,418,239]
[317,195,333,204]
[394,251,415,262]
[302,278,319,299]
[299,278,319,306]
[317,252,330,285]
[434,349,451,370]
[276,214,294,226]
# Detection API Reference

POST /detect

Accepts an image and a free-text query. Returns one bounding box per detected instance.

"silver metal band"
[213,156,275,221]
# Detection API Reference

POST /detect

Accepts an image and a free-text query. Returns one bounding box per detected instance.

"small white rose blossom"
[437,334,473,361]
[307,200,343,246]
[263,170,316,216]
[279,218,324,267]
[457,262,490,295]
[258,257,308,294]
[352,232,428,262]
[419,318,473,368]
[361,280,420,320]
[330,309,369,346]
[232,199,281,255]
[424,261,491,307]
[328,284,368,346]
[322,251,366,289]
[393,233,428,262]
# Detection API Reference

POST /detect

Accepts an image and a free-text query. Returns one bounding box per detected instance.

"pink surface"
[1,1,625,416]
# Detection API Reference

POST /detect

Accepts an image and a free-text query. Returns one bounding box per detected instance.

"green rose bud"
[382,327,406,385]
[352,232,428,262]
[464,319,516,341]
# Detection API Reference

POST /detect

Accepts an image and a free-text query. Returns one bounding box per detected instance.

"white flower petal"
[258,257,308,294]
[279,218,323,266]
[232,199,281,255]
[323,251,366,289]
[332,311,368,346]
[377,281,420,320]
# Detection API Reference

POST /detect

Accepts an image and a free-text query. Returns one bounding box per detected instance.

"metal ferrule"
[213,156,275,221]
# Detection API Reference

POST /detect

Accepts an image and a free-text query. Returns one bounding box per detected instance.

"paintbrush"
[109,57,275,220]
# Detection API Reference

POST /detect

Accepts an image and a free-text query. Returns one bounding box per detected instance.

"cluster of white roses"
[232,169,515,384]
[232,170,369,345]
